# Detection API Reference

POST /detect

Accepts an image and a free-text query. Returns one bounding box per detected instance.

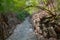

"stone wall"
[0,12,20,40]
[30,10,60,40]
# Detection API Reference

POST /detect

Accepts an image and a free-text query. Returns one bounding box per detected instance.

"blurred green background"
[0,0,60,21]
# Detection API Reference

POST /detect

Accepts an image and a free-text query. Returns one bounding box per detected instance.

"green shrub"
[16,10,29,21]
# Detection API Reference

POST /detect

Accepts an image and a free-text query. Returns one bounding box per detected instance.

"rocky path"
[5,17,60,40]
[6,17,36,40]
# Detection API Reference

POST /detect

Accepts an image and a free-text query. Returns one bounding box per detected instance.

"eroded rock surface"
[0,13,20,40]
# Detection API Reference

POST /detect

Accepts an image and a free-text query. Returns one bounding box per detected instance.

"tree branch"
[23,5,56,17]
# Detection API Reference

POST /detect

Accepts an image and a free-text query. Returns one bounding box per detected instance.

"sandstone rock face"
[30,10,60,40]
[0,13,20,40]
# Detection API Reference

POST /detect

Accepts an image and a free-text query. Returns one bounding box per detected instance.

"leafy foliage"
[0,0,60,21]
[0,0,40,20]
